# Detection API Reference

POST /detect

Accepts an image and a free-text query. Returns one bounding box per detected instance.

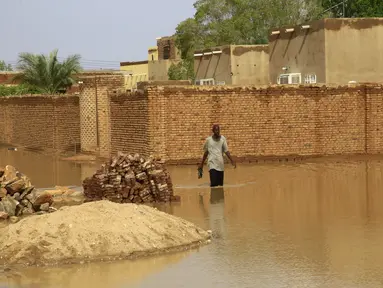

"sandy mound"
[0,201,210,267]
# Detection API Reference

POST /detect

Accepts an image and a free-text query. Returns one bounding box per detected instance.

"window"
[291,74,301,84]
[277,73,302,85]
[195,78,215,85]
[304,74,317,84]
[279,75,289,84]
[163,46,170,60]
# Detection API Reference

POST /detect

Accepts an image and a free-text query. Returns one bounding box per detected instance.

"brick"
[109,84,383,164]
[0,95,80,153]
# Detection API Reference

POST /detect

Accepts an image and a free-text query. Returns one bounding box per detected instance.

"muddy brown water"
[2,148,383,287]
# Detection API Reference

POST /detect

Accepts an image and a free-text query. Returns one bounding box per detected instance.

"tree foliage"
[322,0,383,18]
[0,60,13,71]
[13,49,82,94]
[168,59,195,81]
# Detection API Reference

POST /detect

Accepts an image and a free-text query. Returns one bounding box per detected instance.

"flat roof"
[269,17,383,39]
[193,44,268,55]
[120,60,149,66]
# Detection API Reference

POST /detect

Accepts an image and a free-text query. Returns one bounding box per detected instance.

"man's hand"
[225,151,236,169]
[198,163,203,170]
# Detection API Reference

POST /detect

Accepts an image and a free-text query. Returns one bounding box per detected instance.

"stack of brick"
[82,152,179,204]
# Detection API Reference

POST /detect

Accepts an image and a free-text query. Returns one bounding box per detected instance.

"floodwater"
[2,148,383,287]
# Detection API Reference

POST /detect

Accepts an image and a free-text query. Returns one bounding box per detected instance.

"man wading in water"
[198,124,236,187]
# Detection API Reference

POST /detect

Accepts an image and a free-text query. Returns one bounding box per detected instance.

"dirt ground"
[0,200,211,267]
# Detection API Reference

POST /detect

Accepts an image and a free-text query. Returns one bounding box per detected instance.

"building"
[148,46,158,62]
[0,72,21,85]
[155,36,180,61]
[120,36,181,90]
[193,45,269,86]
[268,18,383,85]
[148,36,181,81]
[119,60,149,91]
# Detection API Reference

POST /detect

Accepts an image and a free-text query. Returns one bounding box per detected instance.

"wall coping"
[142,83,383,92]
[0,94,78,99]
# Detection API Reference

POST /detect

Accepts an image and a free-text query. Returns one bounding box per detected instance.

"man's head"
[212,124,220,138]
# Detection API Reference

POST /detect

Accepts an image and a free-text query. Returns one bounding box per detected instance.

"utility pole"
[343,0,345,17]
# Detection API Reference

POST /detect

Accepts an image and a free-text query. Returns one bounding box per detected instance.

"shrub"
[0,84,40,96]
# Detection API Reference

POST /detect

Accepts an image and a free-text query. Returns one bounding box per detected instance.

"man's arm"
[222,138,236,168]
[198,139,209,169]
[225,151,236,168]
[199,151,208,169]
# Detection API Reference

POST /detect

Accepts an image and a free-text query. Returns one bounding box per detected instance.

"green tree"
[0,60,13,71]
[14,49,82,94]
[168,59,195,81]
[174,0,325,80]
[321,0,383,17]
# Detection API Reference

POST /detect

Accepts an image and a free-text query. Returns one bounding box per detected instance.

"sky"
[1,0,196,70]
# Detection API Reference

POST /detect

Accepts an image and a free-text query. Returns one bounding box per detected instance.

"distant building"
[119,60,149,91]
[120,36,181,90]
[148,36,181,81]
[155,36,180,61]
[193,45,269,86]
[148,46,158,62]
[0,71,21,85]
[269,18,383,85]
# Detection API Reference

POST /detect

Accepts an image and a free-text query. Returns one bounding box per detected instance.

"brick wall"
[109,84,383,163]
[0,95,80,153]
[0,72,22,84]
[157,37,178,60]
[366,85,383,153]
[110,91,149,156]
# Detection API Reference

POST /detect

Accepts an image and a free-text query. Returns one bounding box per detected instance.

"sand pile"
[0,200,210,267]
[83,152,179,204]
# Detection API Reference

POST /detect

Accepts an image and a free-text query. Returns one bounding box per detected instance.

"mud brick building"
[269,18,383,85]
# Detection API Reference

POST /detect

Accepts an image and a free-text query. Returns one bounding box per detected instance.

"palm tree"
[14,49,82,94]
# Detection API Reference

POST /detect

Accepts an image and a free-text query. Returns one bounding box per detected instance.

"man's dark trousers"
[209,169,224,187]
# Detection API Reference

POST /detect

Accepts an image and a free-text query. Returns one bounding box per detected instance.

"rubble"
[83,152,180,204]
[0,165,54,220]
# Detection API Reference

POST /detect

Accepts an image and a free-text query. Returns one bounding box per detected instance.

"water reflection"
[2,149,383,287]
[0,250,193,288]
[210,187,225,204]
[0,147,99,187]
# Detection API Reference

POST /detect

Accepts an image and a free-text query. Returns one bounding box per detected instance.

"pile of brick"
[82,152,179,204]
[0,165,54,221]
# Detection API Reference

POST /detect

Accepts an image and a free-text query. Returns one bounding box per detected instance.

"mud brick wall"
[366,85,383,154]
[157,37,177,60]
[0,95,80,152]
[110,91,149,156]
[108,84,383,163]
[144,85,378,163]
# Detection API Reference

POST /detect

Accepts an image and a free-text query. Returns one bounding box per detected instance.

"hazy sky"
[1,0,196,70]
